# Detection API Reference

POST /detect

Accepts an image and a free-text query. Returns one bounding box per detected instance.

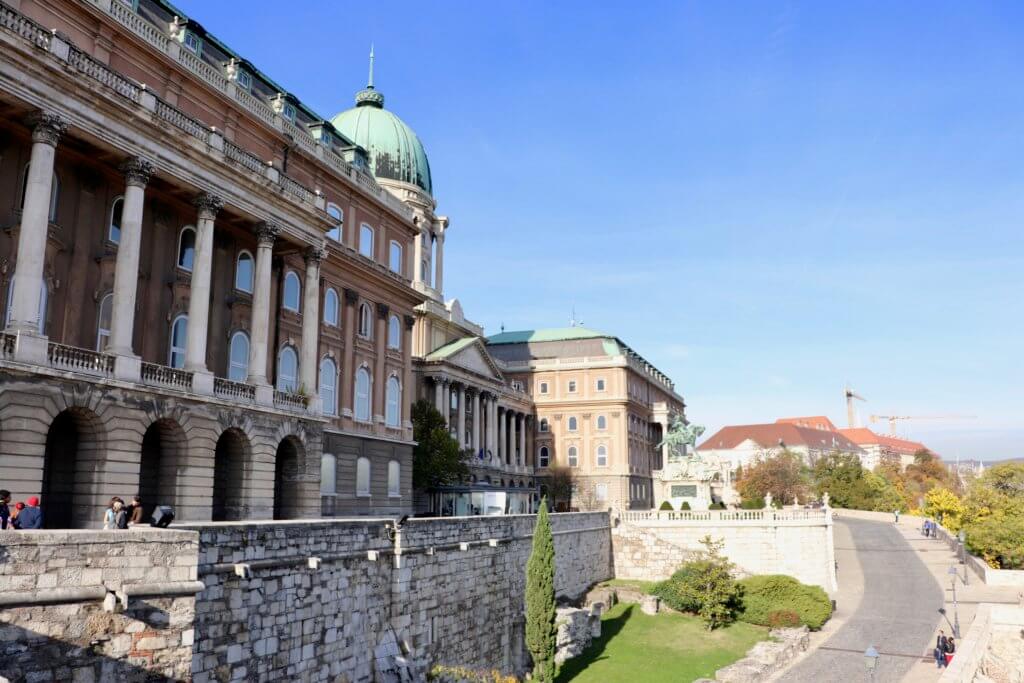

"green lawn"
[596,579,658,593]
[556,603,768,683]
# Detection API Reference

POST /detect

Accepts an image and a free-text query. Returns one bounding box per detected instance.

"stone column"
[8,112,66,343]
[185,192,222,393]
[413,229,424,284]
[248,222,278,400]
[509,413,517,465]
[341,288,358,417]
[442,379,451,428]
[472,390,481,454]
[373,303,388,424]
[498,406,505,464]
[434,376,445,414]
[300,246,324,407]
[433,226,445,294]
[457,384,467,447]
[518,413,526,467]
[490,397,498,458]
[107,157,154,379]
[402,315,415,429]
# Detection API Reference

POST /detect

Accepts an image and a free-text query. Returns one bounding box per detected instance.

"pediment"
[443,338,504,382]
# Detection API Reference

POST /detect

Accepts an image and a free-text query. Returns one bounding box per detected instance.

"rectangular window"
[236,70,252,91]
[596,378,606,392]
[539,381,549,394]
[511,380,524,392]
[183,31,201,54]
[359,224,374,258]
[595,483,608,502]
[389,240,403,274]
[568,380,577,393]
[282,104,297,122]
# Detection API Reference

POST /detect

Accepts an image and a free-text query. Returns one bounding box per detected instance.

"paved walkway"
[780,517,943,683]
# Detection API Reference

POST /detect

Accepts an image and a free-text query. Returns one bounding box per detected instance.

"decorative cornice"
[119,157,154,188]
[304,245,327,266]
[376,302,390,320]
[403,314,416,330]
[343,288,359,305]
[27,111,68,147]
[255,222,280,246]
[193,192,223,220]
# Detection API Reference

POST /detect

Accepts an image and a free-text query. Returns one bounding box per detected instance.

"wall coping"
[0,527,197,544]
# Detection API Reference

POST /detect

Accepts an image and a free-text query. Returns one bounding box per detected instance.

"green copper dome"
[330,58,432,195]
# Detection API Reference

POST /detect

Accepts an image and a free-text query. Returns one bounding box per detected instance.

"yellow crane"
[868,414,977,436]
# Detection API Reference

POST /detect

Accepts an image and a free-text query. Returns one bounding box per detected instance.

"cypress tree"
[525,497,556,682]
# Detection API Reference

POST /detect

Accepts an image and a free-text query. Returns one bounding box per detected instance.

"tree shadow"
[554,604,635,682]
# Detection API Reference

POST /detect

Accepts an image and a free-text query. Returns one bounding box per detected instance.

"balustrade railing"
[0,1,51,49]
[153,98,210,142]
[223,140,266,175]
[47,343,114,376]
[67,45,141,101]
[273,390,308,412]
[140,362,193,391]
[621,508,829,523]
[107,0,167,50]
[214,377,256,402]
[279,173,312,202]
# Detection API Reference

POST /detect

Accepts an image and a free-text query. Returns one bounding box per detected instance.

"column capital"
[403,314,416,330]
[119,157,155,187]
[193,192,223,219]
[27,111,68,147]
[376,302,390,320]
[343,287,359,305]
[255,221,280,246]
[304,244,327,266]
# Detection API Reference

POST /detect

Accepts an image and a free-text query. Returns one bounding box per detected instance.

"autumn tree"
[735,450,809,506]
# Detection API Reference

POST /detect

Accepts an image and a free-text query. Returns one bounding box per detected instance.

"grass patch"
[556,603,768,683]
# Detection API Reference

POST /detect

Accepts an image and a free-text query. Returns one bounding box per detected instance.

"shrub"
[737,575,832,630]
[740,497,764,509]
[659,500,674,511]
[680,501,692,510]
[767,610,801,628]
[651,536,742,630]
[965,515,1024,569]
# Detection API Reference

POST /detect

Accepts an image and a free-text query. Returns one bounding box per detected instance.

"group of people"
[103,496,147,529]
[922,518,939,538]
[935,630,956,668]
[0,490,43,529]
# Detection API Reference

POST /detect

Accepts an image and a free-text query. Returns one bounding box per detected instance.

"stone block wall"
[0,528,199,682]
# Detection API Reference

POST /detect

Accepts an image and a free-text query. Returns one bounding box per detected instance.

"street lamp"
[947,565,961,638]
[864,645,880,682]
[958,529,969,584]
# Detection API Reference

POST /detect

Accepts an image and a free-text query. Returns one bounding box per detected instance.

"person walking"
[0,490,10,530]
[944,636,956,666]
[16,496,43,529]
[935,631,948,669]
[893,508,900,524]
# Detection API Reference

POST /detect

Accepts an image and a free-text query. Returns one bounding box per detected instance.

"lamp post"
[947,565,961,638]
[864,645,880,682]
[958,529,969,585]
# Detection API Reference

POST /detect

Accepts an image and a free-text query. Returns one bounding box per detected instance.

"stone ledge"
[713,626,810,683]
[0,528,198,545]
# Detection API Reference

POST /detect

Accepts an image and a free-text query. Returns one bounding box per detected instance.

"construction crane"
[869,414,977,436]
[845,385,865,428]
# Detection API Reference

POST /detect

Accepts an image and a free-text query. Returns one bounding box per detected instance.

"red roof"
[776,416,838,431]
[697,423,862,453]
[837,428,926,455]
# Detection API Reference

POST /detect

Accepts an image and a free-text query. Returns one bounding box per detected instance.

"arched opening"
[42,408,103,529]
[212,428,250,522]
[139,419,187,522]
[273,436,304,520]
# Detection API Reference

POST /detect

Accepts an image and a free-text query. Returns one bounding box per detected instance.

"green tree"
[653,536,742,630]
[546,466,574,512]
[525,498,557,682]
[736,451,809,506]
[412,400,470,491]
[811,452,865,508]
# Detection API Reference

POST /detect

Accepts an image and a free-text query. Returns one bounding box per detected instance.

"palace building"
[0,0,686,525]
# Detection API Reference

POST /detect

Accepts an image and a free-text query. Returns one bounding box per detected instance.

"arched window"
[359,223,374,258]
[596,445,608,467]
[388,460,400,497]
[4,280,47,335]
[355,367,371,421]
[108,196,124,244]
[283,271,300,312]
[389,240,403,274]
[319,357,337,416]
[95,293,112,351]
[387,314,401,349]
[235,251,254,293]
[177,227,196,270]
[597,415,607,430]
[323,288,339,326]
[20,164,59,222]
[320,453,337,495]
[538,447,550,468]
[326,203,343,242]
[356,456,371,496]
[385,376,401,427]
[277,345,298,392]
[568,416,578,432]
[568,446,579,468]
[169,315,188,368]
[539,418,549,433]
[228,331,249,381]
[358,303,372,338]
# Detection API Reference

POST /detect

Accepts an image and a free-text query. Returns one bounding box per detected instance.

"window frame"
[388,240,403,274]
[387,460,400,497]
[326,203,343,242]
[596,378,606,392]
[95,292,113,351]
[182,30,202,55]
[282,270,301,312]
[538,446,550,468]
[277,345,299,393]
[356,456,371,497]
[359,223,374,259]
[323,288,340,326]
[169,314,188,368]
[568,379,577,393]
[597,415,607,431]
[568,416,578,432]
[235,69,252,91]
[355,367,372,422]
[539,381,549,395]
[385,376,401,428]
[319,356,338,416]
[177,226,196,271]
[234,250,255,294]
[567,445,579,468]
[387,314,401,350]
[108,195,124,245]
[228,330,250,382]
[539,418,549,433]
[596,445,608,468]
[320,453,337,496]
[358,302,373,339]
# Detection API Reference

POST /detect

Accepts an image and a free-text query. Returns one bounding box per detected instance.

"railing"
[0,0,51,49]
[223,140,266,175]
[47,343,114,376]
[0,332,14,359]
[140,361,193,391]
[107,0,168,50]
[279,173,312,202]
[67,45,141,101]
[214,377,255,402]
[176,45,228,91]
[621,508,830,523]
[273,390,308,412]
[153,97,210,143]
[232,86,276,127]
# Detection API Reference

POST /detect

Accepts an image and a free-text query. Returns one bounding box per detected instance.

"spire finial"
[368,44,375,89]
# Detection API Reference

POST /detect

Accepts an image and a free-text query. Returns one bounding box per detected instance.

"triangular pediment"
[426,336,504,382]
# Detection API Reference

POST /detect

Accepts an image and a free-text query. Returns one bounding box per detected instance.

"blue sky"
[175,1,1024,461]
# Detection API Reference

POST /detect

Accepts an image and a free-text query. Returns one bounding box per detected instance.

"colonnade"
[431,376,531,468]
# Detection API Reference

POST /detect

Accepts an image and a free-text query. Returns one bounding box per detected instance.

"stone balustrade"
[273,389,309,412]
[213,377,256,402]
[140,361,193,391]
[46,342,114,376]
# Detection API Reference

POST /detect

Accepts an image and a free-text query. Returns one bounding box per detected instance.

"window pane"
[109,198,123,244]
[389,241,402,273]
[356,368,371,421]
[96,294,113,351]
[324,289,339,325]
[388,460,400,497]
[320,454,336,495]
[326,205,343,242]
[386,377,400,427]
[278,347,298,392]
[388,315,400,349]
[356,457,370,495]
[170,316,188,368]
[320,358,336,415]
[359,225,374,258]
[229,333,249,381]
[235,253,254,292]
[178,229,195,270]
[284,272,300,311]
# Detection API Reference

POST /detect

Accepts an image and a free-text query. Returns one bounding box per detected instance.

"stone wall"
[612,509,837,592]
[939,603,1024,683]
[0,528,200,682]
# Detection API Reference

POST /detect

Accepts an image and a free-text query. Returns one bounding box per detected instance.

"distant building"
[837,428,927,471]
[696,422,865,471]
